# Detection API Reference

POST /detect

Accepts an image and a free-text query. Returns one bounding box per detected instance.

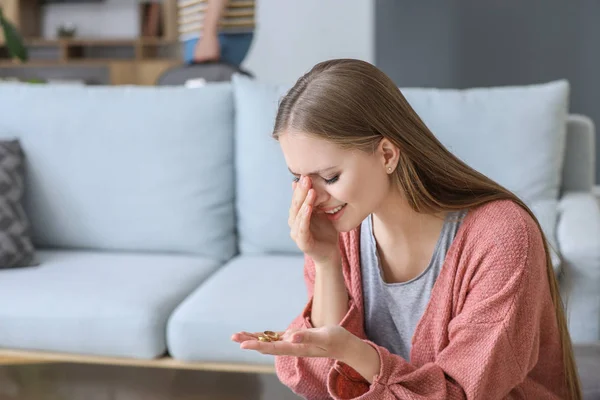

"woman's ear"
[378,138,400,174]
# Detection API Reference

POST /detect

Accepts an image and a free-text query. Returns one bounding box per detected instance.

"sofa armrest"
[561,114,596,193]
[557,191,600,342]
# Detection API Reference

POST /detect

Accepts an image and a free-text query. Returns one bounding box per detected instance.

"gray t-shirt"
[360,210,467,361]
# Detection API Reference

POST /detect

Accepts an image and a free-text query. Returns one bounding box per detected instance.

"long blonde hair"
[273,59,582,399]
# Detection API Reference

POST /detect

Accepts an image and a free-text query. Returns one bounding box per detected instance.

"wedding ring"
[258,336,270,342]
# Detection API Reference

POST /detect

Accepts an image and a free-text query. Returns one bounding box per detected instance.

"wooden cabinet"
[0,0,181,85]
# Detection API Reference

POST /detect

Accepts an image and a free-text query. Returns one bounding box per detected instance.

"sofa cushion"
[233,75,568,270]
[167,254,306,364]
[0,139,37,269]
[574,342,600,400]
[401,81,569,270]
[0,250,220,359]
[0,83,236,261]
[233,75,299,254]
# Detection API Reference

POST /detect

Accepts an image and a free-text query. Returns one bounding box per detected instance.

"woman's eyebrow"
[288,166,338,176]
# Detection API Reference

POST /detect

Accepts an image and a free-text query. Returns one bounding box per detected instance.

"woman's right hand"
[289,176,340,264]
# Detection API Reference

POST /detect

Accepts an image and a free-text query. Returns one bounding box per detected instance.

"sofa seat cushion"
[574,342,600,400]
[167,255,306,365]
[0,250,221,359]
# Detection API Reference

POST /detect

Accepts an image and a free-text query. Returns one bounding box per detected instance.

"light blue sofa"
[0,76,598,373]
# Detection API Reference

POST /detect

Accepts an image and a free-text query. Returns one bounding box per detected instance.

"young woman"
[231,59,582,399]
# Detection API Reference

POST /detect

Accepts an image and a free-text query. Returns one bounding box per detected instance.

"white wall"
[41,0,375,84]
[42,0,140,39]
[243,0,375,84]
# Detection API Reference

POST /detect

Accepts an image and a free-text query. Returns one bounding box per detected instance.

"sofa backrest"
[232,75,571,270]
[0,83,237,262]
[0,78,587,268]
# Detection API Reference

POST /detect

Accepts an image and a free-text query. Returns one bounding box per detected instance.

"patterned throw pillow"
[0,140,37,268]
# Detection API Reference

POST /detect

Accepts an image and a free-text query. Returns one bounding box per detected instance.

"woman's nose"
[313,187,330,207]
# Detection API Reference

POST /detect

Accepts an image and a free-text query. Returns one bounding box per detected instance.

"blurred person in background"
[178,0,255,67]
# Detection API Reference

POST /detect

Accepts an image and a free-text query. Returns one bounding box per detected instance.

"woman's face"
[279,131,396,232]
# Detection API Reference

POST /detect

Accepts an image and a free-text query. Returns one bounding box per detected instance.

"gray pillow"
[0,140,37,268]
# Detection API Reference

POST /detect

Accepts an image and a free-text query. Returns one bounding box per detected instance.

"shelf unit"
[0,0,40,40]
[0,0,182,85]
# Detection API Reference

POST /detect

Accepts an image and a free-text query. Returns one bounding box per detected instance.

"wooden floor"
[0,363,302,400]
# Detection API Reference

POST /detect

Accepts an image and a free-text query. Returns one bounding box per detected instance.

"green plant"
[0,6,28,62]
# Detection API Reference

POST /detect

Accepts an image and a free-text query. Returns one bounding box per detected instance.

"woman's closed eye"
[323,175,339,185]
[291,175,340,185]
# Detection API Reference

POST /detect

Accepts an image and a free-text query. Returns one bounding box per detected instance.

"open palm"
[231,326,351,360]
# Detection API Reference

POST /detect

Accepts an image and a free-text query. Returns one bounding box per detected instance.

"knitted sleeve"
[273,254,333,399]
[275,246,368,400]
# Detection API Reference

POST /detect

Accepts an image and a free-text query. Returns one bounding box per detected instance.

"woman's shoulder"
[459,199,546,258]
[464,199,540,235]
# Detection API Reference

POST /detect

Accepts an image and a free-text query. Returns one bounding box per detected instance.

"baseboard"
[0,349,276,374]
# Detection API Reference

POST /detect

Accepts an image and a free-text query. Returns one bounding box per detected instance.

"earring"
[387,167,392,173]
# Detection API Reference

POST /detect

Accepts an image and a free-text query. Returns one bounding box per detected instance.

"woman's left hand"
[231,325,354,361]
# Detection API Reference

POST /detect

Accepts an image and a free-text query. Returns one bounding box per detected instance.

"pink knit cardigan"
[275,200,567,399]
